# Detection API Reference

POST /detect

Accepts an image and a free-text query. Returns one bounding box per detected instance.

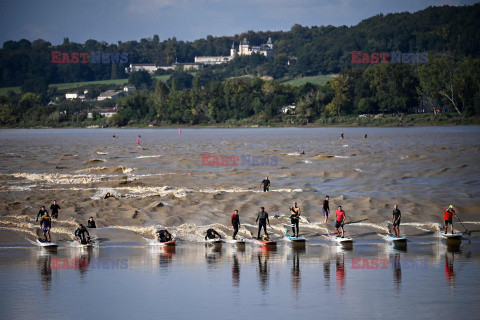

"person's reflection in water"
[445,254,455,289]
[335,254,346,294]
[76,250,92,278]
[205,244,222,267]
[323,260,331,287]
[392,254,402,294]
[159,246,176,269]
[257,251,270,293]
[291,252,301,296]
[38,253,52,291]
[232,254,240,288]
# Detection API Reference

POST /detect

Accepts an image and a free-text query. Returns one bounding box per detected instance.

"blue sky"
[0,0,478,45]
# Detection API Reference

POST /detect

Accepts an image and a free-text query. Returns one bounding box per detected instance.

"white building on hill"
[195,38,273,65]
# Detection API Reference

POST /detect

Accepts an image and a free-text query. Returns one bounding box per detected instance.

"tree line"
[1,56,478,127]
[0,4,479,88]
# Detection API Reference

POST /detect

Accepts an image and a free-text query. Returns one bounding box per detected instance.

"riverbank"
[1,113,479,129]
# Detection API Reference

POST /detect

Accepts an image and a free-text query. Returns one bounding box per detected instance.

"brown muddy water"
[0,127,479,319]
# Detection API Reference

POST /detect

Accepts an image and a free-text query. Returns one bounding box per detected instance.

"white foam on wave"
[13,172,106,184]
[96,151,108,155]
[137,155,162,159]
[334,155,350,159]
[303,160,312,164]
[287,152,301,156]
[8,184,37,191]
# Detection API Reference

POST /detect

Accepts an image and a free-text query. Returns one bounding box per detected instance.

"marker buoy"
[178,128,181,134]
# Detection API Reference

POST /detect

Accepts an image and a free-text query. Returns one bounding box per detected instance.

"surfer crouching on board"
[335,206,346,238]
[40,212,52,242]
[256,207,270,239]
[156,229,174,242]
[444,205,456,234]
[392,204,401,237]
[205,228,222,240]
[75,224,91,244]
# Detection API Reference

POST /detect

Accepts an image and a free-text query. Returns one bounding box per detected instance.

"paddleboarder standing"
[335,206,346,238]
[392,204,401,237]
[231,210,241,240]
[444,205,456,234]
[256,207,270,239]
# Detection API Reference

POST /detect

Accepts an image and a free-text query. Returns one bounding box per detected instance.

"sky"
[0,0,478,46]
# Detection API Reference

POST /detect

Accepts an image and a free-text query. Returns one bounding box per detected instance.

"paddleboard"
[387,234,407,242]
[36,238,58,247]
[329,233,353,243]
[153,240,176,246]
[254,239,277,246]
[285,234,306,242]
[227,237,246,244]
[442,233,462,240]
[205,238,223,244]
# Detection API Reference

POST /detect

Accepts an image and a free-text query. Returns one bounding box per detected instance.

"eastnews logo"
[201,154,278,167]
[351,51,428,64]
[351,257,428,269]
[51,51,129,64]
[52,257,128,269]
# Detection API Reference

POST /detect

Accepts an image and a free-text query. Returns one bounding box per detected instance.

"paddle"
[455,215,471,236]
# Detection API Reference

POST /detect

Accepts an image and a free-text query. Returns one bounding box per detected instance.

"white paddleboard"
[226,237,245,244]
[387,234,407,242]
[36,238,58,247]
[285,234,306,242]
[442,233,462,239]
[329,234,353,243]
[205,238,223,244]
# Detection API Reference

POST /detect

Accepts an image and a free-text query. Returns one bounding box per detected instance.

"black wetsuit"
[322,199,329,217]
[87,220,96,228]
[156,229,172,242]
[256,211,269,239]
[50,204,60,219]
[75,226,90,244]
[205,228,221,240]
[36,209,47,222]
[392,209,401,226]
[290,209,300,237]
[231,214,240,239]
[261,179,270,192]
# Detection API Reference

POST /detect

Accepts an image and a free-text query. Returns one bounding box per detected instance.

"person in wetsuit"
[50,200,61,219]
[259,176,270,192]
[156,229,174,242]
[256,207,270,240]
[290,202,301,237]
[323,195,330,224]
[87,217,96,228]
[40,213,52,242]
[444,205,456,234]
[36,206,48,222]
[205,228,222,240]
[392,204,401,237]
[75,224,90,244]
[231,210,241,239]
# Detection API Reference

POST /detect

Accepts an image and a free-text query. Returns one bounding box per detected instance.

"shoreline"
[1,114,479,129]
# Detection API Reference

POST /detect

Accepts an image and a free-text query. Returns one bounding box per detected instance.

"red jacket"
[444,209,455,220]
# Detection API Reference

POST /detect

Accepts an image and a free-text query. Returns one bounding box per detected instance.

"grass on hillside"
[0,75,172,95]
[279,74,337,86]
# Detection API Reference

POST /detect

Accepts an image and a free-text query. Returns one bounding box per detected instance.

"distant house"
[125,63,159,74]
[123,86,136,93]
[195,38,273,65]
[65,93,85,100]
[281,105,296,114]
[97,90,123,101]
[87,108,117,118]
[65,93,78,100]
[172,62,202,70]
[411,95,450,114]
